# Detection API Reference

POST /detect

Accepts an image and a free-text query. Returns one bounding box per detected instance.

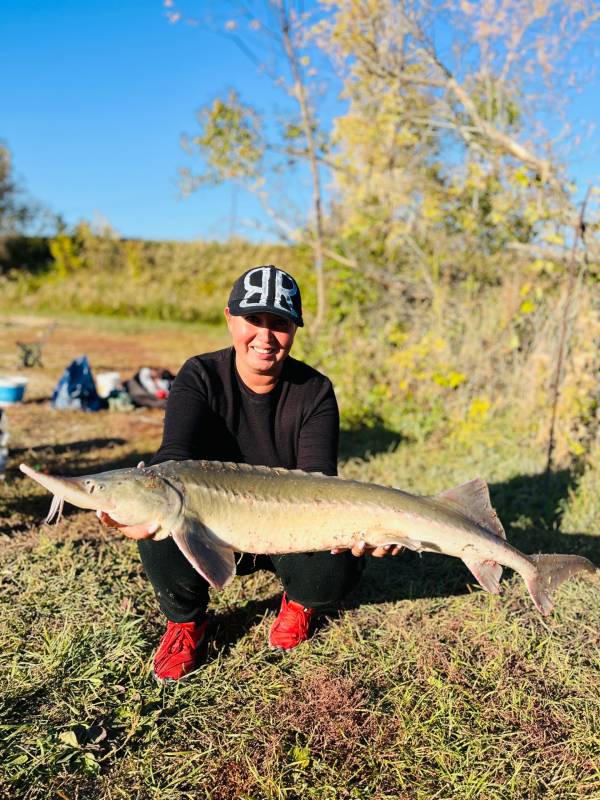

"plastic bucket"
[0,377,28,405]
[96,371,121,398]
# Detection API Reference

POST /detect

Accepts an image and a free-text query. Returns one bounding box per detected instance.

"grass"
[0,316,599,799]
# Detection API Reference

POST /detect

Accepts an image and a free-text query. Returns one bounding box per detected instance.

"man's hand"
[96,511,157,540]
[331,542,403,558]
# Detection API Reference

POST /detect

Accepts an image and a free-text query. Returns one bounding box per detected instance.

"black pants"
[138,536,364,623]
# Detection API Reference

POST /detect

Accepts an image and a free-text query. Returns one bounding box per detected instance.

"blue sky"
[2,0,297,240]
[2,0,599,241]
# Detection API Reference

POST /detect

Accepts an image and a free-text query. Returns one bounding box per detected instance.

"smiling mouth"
[251,346,277,355]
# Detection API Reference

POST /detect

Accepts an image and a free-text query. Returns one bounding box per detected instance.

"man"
[102,266,397,682]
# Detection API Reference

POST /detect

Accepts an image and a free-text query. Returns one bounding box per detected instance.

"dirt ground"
[0,315,228,538]
[1,314,227,401]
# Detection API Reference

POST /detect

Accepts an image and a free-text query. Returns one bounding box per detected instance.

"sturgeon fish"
[20,460,598,614]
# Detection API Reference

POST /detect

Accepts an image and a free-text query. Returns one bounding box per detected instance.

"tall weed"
[298,267,600,465]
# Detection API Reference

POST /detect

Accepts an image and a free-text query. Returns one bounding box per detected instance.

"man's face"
[224,309,297,378]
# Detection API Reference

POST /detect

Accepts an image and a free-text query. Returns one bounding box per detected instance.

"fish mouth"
[19,463,115,519]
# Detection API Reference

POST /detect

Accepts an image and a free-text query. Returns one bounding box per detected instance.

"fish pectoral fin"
[436,478,506,539]
[171,518,236,590]
[463,558,502,594]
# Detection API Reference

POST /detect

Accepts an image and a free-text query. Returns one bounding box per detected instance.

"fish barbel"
[20,460,598,614]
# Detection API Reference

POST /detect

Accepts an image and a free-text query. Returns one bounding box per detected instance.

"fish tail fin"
[524,554,599,615]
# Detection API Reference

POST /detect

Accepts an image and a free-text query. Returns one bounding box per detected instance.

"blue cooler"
[0,377,28,405]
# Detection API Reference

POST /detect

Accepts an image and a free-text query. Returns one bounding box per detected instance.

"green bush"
[0,230,313,323]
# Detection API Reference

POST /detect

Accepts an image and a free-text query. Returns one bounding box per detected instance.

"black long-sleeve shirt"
[151,347,339,476]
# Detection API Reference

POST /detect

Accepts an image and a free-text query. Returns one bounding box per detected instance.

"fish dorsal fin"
[436,478,506,539]
[171,517,236,589]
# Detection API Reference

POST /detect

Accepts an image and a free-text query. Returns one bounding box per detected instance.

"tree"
[318,0,600,283]
[175,1,335,330]
[0,142,32,235]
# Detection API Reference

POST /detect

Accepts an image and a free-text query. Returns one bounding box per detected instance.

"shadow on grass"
[0,450,154,536]
[490,469,576,542]
[12,437,127,457]
[9,448,154,478]
[9,426,401,469]
[339,425,405,462]
[204,596,280,660]
[0,684,53,726]
[60,449,156,474]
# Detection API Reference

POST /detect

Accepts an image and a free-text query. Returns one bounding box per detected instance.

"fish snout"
[19,463,114,513]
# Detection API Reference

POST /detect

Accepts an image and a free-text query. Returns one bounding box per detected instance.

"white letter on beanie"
[240,267,270,308]
[273,270,298,317]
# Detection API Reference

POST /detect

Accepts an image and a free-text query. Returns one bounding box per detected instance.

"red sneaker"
[153,619,207,682]
[269,593,314,650]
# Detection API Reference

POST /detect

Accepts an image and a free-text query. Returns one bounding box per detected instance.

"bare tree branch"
[276,0,327,331]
